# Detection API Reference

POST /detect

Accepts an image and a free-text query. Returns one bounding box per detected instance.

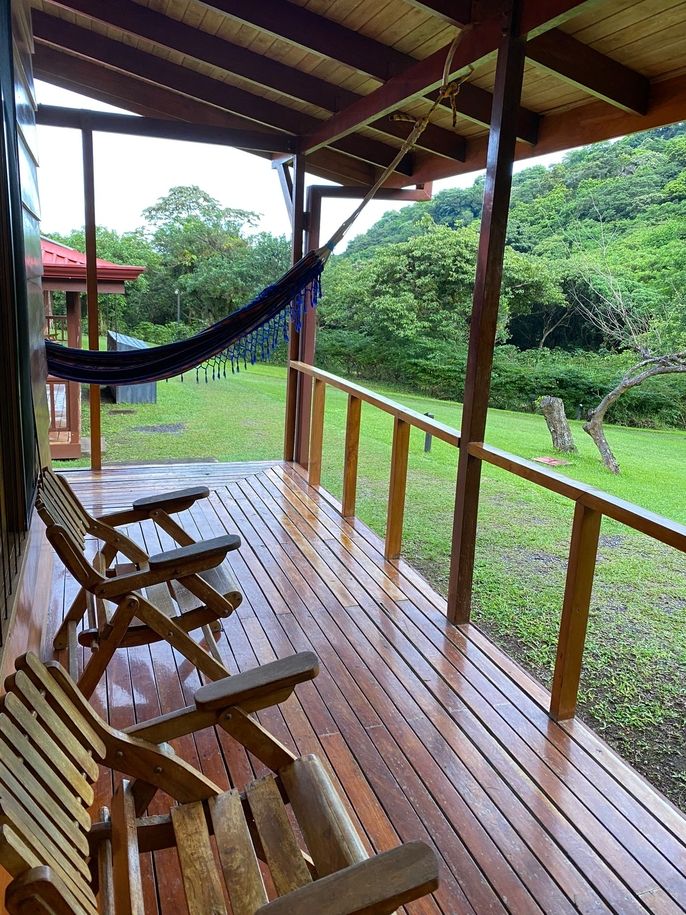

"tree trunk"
[538,395,577,453]
[583,353,686,473]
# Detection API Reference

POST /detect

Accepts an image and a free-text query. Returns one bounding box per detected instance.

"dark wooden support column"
[294,186,322,467]
[283,153,306,462]
[447,2,526,625]
[82,127,101,471]
[65,290,82,451]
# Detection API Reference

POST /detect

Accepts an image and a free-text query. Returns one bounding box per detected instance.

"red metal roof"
[41,236,145,282]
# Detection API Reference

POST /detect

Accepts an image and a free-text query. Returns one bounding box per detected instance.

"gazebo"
[41,236,144,458]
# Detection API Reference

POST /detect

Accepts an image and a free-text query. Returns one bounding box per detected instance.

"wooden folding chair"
[36,467,243,696]
[0,652,439,915]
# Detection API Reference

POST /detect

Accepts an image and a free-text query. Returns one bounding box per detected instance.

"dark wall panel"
[0,0,51,657]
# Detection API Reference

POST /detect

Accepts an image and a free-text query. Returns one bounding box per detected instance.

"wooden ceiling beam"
[526,30,650,115]
[33,44,255,127]
[40,0,465,162]
[36,104,296,151]
[32,45,378,187]
[380,69,686,189]
[406,0,649,114]
[300,0,609,155]
[43,0,350,113]
[31,11,416,176]
[197,0,539,143]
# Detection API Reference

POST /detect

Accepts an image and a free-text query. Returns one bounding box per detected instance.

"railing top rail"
[292,361,684,553]
[471,443,686,552]
[291,361,461,447]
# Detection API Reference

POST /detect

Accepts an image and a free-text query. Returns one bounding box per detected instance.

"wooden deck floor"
[50,461,686,915]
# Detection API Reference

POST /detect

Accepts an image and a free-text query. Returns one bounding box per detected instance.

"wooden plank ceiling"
[30,0,686,187]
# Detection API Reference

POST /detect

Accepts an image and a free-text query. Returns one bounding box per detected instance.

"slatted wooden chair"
[36,467,244,696]
[0,652,439,915]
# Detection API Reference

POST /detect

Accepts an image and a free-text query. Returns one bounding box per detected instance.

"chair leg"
[134,596,230,681]
[53,589,88,650]
[111,781,145,915]
[96,807,115,915]
[67,621,79,683]
[201,623,224,664]
[78,596,140,699]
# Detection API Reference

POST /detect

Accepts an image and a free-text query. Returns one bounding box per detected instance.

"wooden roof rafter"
[39,0,469,164]
[36,104,297,153]
[194,0,540,144]
[405,0,650,114]
[31,11,422,177]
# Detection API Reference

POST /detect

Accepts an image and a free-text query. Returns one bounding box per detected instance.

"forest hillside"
[318,123,686,430]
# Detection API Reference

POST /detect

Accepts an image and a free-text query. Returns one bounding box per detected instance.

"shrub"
[316,332,686,429]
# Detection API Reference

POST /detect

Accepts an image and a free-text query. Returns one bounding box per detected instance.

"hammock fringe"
[46,250,325,386]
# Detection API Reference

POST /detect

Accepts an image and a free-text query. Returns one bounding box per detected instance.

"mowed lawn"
[77,364,686,808]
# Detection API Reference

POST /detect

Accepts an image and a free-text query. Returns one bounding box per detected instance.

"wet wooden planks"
[51,461,686,915]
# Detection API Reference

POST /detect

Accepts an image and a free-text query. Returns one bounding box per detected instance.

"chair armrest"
[195,651,319,711]
[96,486,211,526]
[126,653,319,744]
[255,842,438,915]
[133,486,210,513]
[5,866,82,915]
[148,534,240,572]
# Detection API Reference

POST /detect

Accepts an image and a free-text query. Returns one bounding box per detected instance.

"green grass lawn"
[74,364,686,807]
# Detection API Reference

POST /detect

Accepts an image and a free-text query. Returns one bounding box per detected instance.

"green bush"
[316,332,686,429]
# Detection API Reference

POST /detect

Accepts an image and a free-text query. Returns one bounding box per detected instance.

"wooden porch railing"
[290,360,686,723]
[291,362,460,564]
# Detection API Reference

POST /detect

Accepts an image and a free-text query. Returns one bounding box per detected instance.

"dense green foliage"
[319,123,686,427]
[49,185,291,334]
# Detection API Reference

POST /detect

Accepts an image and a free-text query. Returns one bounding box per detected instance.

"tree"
[569,249,686,472]
[47,226,159,331]
[140,185,288,326]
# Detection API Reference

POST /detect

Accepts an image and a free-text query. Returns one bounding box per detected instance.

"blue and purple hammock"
[45,247,326,386]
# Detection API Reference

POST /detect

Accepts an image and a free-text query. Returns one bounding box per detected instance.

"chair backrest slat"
[0,654,104,915]
[36,469,105,588]
[36,468,92,552]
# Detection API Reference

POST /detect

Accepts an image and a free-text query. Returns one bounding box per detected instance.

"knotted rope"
[322,25,473,255]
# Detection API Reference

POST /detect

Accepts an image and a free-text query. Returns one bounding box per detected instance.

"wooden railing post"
[385,418,410,560]
[342,394,361,518]
[308,378,326,488]
[550,501,602,721]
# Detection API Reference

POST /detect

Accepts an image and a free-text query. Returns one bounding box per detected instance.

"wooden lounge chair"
[36,467,244,696]
[0,652,439,915]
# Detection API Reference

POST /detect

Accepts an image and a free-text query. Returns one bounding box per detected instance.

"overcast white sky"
[36,80,566,249]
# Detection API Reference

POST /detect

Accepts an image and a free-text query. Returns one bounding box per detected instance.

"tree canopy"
[48,185,290,332]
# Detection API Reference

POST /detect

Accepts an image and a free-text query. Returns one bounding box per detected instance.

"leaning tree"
[569,251,686,473]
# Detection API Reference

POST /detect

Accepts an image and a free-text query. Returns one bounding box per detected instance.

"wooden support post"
[65,290,82,451]
[274,161,294,227]
[447,2,526,624]
[550,502,601,721]
[307,378,326,488]
[385,418,410,560]
[283,154,305,462]
[342,394,361,518]
[294,185,322,467]
[82,127,101,471]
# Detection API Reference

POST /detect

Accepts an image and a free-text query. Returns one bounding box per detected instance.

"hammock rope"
[46,29,470,387]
